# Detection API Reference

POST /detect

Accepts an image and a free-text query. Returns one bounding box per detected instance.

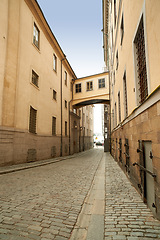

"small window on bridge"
[86,81,93,91]
[98,78,105,88]
[75,83,81,93]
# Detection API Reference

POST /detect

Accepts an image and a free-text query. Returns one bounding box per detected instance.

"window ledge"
[32,43,41,53]
[30,82,40,90]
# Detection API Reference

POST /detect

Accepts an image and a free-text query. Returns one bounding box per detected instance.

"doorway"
[143,141,156,216]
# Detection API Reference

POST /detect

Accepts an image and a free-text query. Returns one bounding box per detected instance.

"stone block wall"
[111,101,160,219]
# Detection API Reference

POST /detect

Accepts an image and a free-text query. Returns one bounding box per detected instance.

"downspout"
[60,56,66,157]
[69,100,71,155]
[69,79,75,155]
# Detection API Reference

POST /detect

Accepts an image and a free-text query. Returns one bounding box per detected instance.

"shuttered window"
[52,117,56,135]
[29,106,37,134]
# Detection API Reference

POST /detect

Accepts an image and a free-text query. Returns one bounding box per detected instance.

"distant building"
[0,0,93,166]
[103,0,160,219]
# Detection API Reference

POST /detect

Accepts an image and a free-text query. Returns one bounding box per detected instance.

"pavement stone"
[105,153,160,240]
[0,149,160,239]
[0,149,102,239]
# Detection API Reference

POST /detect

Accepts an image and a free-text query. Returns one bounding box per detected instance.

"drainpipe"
[68,100,71,155]
[60,56,66,157]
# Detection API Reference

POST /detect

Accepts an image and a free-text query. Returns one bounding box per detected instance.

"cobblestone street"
[105,154,160,240]
[0,149,160,240]
[0,149,103,240]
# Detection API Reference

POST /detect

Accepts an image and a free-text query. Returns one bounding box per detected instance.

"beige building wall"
[72,72,109,107]
[103,0,160,219]
[0,0,93,166]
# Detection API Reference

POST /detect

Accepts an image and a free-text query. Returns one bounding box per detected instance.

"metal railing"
[133,162,156,178]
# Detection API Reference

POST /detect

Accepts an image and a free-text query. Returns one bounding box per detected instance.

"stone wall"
[111,100,160,219]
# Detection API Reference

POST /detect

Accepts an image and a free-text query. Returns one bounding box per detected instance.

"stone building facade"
[103,0,160,219]
[0,0,93,166]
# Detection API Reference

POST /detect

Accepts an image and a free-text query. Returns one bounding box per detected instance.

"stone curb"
[0,150,91,175]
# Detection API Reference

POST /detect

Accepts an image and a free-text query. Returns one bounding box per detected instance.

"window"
[53,54,57,72]
[86,81,93,91]
[116,51,119,70]
[114,0,117,27]
[75,83,81,93]
[33,23,40,49]
[53,90,57,100]
[115,102,117,126]
[65,71,67,86]
[113,71,115,85]
[118,92,121,123]
[52,117,56,135]
[98,78,105,88]
[32,70,39,87]
[134,15,148,104]
[120,14,124,45]
[65,121,67,136]
[65,100,67,108]
[123,71,128,118]
[29,106,37,134]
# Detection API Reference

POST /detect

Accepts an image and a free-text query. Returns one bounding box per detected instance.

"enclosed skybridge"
[72,72,109,108]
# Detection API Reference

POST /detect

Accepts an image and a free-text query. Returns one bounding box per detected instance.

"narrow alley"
[0,149,160,240]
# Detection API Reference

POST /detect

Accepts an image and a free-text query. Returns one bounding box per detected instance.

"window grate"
[29,106,37,134]
[124,138,130,173]
[119,138,122,162]
[134,16,148,104]
[123,71,128,117]
[118,92,121,123]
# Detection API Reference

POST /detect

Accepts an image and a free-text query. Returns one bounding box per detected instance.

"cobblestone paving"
[105,154,160,240]
[0,149,103,240]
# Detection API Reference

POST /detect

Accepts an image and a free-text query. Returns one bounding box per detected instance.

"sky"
[37,0,104,134]
[37,0,105,78]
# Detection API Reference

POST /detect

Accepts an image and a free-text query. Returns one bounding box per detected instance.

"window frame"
[53,54,57,72]
[33,23,40,49]
[65,71,67,86]
[98,78,105,89]
[133,14,148,105]
[86,81,93,91]
[65,100,67,109]
[52,116,56,136]
[29,106,37,134]
[53,90,57,100]
[120,14,124,46]
[75,83,82,93]
[32,70,39,88]
[65,121,67,136]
